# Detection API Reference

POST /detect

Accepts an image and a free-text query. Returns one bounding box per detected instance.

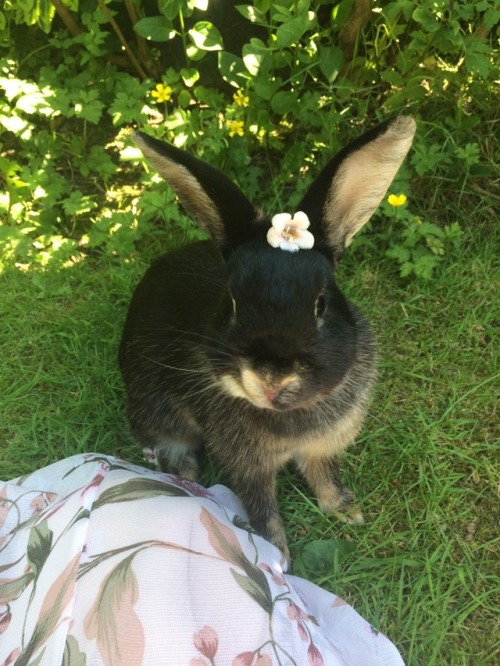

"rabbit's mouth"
[219,365,306,411]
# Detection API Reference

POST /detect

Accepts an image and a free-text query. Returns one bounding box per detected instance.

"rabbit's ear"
[298,116,416,259]
[133,132,261,251]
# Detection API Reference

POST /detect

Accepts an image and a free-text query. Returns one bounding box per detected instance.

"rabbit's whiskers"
[140,356,206,374]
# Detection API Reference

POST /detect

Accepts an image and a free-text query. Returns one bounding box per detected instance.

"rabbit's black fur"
[120,117,416,560]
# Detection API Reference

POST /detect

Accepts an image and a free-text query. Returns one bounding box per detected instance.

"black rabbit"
[119,116,416,561]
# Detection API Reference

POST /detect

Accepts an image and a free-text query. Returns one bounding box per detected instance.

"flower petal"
[279,240,299,252]
[295,229,315,249]
[271,213,292,232]
[291,211,310,229]
[387,193,407,207]
[266,227,282,248]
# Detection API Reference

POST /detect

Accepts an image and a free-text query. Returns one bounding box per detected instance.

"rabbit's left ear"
[298,116,416,259]
[133,132,261,252]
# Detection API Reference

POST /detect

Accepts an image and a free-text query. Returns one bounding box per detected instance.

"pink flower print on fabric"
[193,626,218,660]
[307,643,325,666]
[80,472,106,509]
[266,212,315,253]
[258,563,287,587]
[2,648,21,666]
[287,601,311,642]
[232,653,272,666]
[29,491,59,515]
[0,607,12,635]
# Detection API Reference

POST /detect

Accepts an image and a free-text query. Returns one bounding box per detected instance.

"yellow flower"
[387,193,408,207]
[227,120,244,137]
[233,90,249,107]
[151,83,172,103]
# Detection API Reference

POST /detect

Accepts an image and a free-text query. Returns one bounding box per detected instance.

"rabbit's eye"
[315,294,326,320]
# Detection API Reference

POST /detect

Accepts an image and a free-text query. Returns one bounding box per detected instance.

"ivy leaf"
[234,4,267,24]
[134,16,175,42]
[275,14,309,48]
[242,38,271,75]
[181,67,200,87]
[218,52,249,87]
[189,21,224,51]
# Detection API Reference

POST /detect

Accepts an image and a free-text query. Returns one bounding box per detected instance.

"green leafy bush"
[0,0,497,271]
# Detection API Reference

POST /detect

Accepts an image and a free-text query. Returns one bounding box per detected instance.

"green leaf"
[27,522,53,577]
[331,0,355,28]
[189,21,224,51]
[24,649,46,666]
[181,67,200,87]
[235,4,267,24]
[92,478,190,509]
[380,69,405,87]
[253,77,282,100]
[62,636,86,666]
[301,538,356,575]
[464,51,491,79]
[134,16,175,42]
[318,45,344,83]
[0,572,35,604]
[413,254,441,279]
[178,90,192,107]
[386,246,411,264]
[412,6,441,33]
[159,0,190,20]
[218,51,249,87]
[271,90,298,114]
[74,91,104,124]
[242,40,272,76]
[230,568,273,614]
[84,555,144,665]
[275,14,309,48]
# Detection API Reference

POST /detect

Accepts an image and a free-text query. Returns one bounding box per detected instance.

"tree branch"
[339,0,372,62]
[51,0,83,37]
[96,0,147,80]
[123,0,162,79]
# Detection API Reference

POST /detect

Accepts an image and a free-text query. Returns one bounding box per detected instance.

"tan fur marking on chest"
[296,404,366,459]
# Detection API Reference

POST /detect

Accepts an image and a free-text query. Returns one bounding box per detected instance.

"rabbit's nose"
[264,386,284,403]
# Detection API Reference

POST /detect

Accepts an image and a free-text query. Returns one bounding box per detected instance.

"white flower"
[266,211,314,252]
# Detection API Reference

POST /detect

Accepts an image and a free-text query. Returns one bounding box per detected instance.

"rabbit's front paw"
[156,442,200,480]
[258,514,291,565]
[318,486,364,525]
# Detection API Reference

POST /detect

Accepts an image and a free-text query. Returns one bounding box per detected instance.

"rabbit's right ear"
[298,116,416,260]
[133,132,262,252]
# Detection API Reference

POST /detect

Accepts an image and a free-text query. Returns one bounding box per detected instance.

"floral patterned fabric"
[0,454,404,666]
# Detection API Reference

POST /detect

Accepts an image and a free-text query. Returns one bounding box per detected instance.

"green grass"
[0,221,498,664]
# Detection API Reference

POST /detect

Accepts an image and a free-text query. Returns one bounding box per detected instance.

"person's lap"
[0,454,404,665]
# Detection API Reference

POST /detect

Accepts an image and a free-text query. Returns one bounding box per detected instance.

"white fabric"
[0,454,404,665]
